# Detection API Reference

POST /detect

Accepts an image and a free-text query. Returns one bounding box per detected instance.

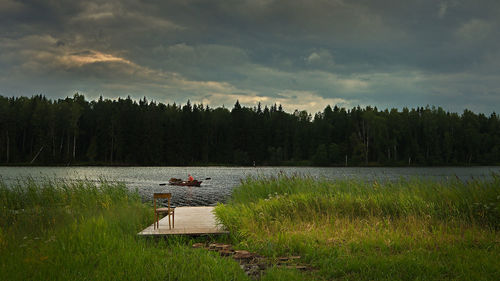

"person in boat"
[187,174,194,182]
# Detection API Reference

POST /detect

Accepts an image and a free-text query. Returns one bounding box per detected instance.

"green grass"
[0,178,248,281]
[215,174,500,280]
[2,175,499,280]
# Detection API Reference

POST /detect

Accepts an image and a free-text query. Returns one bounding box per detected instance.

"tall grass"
[224,174,500,228]
[2,175,498,280]
[0,178,248,281]
[215,174,500,280]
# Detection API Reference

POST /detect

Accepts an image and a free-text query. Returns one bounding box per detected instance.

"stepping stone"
[233,250,255,259]
[219,249,235,256]
[192,243,205,248]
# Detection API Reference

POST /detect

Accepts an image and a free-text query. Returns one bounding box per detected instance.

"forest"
[0,94,499,166]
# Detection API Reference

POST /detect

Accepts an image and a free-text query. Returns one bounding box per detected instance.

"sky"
[1,0,499,114]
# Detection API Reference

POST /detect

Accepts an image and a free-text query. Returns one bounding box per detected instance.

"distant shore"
[1,162,499,167]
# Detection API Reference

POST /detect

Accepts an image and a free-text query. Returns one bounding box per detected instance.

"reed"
[215,174,500,280]
[2,175,498,280]
[0,178,248,281]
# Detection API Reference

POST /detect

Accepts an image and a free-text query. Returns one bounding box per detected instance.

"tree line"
[0,94,499,166]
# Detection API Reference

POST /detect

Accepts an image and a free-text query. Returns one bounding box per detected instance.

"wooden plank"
[138,206,228,236]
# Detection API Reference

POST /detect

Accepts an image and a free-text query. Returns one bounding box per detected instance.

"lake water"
[1,166,498,206]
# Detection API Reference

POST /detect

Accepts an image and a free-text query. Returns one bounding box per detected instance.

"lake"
[1,166,498,206]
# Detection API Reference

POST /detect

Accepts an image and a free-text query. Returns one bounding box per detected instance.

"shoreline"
[1,163,499,168]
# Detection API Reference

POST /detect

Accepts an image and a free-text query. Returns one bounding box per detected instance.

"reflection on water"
[0,166,498,207]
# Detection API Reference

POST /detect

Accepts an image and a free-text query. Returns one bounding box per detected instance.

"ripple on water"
[0,166,498,207]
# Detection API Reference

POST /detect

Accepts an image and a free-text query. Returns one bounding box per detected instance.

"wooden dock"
[138,206,228,236]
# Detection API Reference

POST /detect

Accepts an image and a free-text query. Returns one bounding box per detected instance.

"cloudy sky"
[1,0,499,114]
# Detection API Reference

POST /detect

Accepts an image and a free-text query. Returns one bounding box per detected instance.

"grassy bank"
[0,179,248,281]
[215,174,500,280]
[2,176,499,280]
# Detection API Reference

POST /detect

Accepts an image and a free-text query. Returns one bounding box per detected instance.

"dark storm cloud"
[0,0,499,113]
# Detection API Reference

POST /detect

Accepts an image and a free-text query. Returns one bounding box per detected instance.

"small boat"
[168,178,202,187]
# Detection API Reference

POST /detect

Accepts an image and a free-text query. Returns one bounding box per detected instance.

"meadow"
[0,179,247,281]
[215,174,500,280]
[1,175,499,280]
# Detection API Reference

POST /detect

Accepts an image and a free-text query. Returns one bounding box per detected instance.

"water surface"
[1,166,498,206]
